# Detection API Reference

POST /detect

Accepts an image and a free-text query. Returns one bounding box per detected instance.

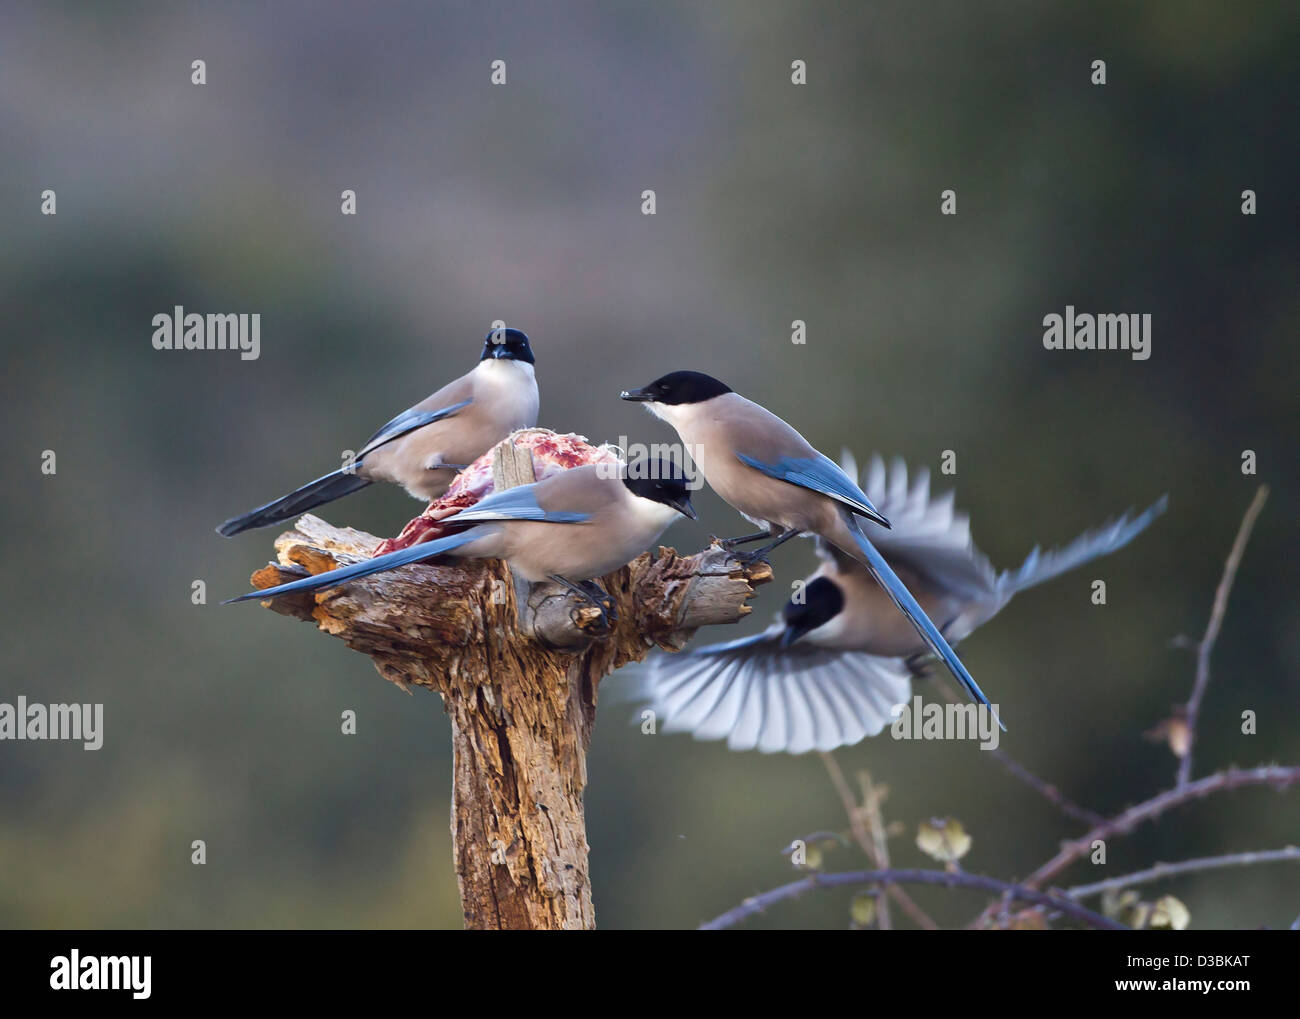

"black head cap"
[620,371,732,406]
[621,457,697,519]
[480,327,535,364]
[780,577,845,648]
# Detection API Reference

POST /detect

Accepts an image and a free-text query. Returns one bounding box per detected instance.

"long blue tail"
[217,468,372,536]
[834,511,1004,730]
[223,528,484,603]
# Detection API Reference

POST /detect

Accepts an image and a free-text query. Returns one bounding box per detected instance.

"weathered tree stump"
[246,438,771,929]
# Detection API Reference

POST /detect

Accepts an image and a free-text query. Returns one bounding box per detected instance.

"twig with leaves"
[700,869,1127,931]
[819,754,939,930]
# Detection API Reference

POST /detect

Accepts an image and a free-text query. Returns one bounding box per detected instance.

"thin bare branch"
[969,764,1300,928]
[819,752,883,925]
[1066,846,1300,899]
[1179,486,1269,786]
[858,773,897,929]
[818,753,939,930]
[931,674,1105,826]
[700,868,1127,931]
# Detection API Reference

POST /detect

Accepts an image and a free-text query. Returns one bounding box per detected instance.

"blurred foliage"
[917,817,973,865]
[1105,889,1192,931]
[0,1,1295,928]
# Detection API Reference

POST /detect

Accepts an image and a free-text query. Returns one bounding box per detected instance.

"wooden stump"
[246,439,771,928]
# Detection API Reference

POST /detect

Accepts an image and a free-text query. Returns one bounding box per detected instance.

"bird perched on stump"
[225,456,698,629]
[217,327,539,536]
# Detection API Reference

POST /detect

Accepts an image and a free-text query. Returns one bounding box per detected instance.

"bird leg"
[716,528,777,550]
[732,528,802,563]
[580,580,619,624]
[904,653,933,679]
[548,575,618,631]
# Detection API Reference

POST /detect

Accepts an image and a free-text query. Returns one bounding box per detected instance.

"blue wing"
[737,453,890,527]
[690,631,778,655]
[225,482,592,603]
[356,398,473,459]
[999,495,1169,596]
[222,528,485,603]
[447,484,590,525]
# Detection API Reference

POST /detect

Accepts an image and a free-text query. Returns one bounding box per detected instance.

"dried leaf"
[1149,895,1191,930]
[1101,887,1141,920]
[797,845,824,871]
[850,893,876,928]
[1002,908,1048,930]
[781,832,844,870]
[916,817,972,862]
[1144,714,1191,758]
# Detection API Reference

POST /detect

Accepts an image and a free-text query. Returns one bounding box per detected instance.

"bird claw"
[904,653,933,679]
[568,603,615,634]
[566,585,617,634]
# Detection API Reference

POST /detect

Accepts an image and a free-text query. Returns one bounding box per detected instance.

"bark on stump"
[246,441,771,929]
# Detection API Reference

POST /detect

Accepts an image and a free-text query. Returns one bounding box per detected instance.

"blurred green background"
[1,1,1296,929]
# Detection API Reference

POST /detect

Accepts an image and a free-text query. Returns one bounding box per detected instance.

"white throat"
[642,400,696,431]
[626,490,682,531]
[475,357,535,384]
[805,612,849,647]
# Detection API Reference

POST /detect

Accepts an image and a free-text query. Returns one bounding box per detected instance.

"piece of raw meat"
[373,429,623,556]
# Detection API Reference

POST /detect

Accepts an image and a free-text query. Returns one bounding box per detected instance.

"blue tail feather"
[222,527,484,604]
[216,469,372,536]
[838,513,1004,730]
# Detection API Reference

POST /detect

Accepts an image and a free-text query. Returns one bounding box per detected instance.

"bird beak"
[620,386,653,402]
[491,344,509,359]
[778,622,809,649]
[671,496,697,520]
